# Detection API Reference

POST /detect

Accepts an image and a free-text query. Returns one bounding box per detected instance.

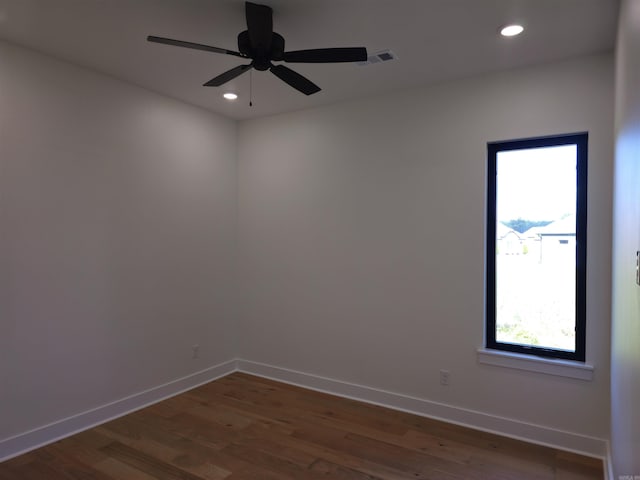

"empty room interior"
[0,0,639,478]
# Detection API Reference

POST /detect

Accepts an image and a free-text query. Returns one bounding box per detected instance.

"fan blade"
[283,47,367,63]
[203,64,253,87]
[270,65,320,95]
[245,2,273,53]
[147,36,244,58]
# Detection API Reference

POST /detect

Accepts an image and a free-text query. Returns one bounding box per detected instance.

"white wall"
[0,37,616,460]
[0,41,237,443]
[237,54,613,445]
[611,0,640,475]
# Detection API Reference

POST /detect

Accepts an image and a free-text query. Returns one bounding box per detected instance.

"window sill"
[477,348,594,381]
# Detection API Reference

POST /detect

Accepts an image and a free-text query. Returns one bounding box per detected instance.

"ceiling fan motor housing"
[238,30,285,70]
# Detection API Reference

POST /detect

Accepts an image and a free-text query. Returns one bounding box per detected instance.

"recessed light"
[223,92,238,100]
[500,24,524,37]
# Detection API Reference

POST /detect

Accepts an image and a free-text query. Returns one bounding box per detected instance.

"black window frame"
[486,132,587,362]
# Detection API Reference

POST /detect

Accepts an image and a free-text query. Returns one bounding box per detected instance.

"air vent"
[357,49,397,66]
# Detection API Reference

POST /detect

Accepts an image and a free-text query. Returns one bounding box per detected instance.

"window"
[486,133,587,361]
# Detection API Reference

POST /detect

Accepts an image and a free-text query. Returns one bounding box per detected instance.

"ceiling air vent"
[357,50,397,66]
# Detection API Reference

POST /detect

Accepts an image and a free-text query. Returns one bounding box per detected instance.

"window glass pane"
[495,145,577,352]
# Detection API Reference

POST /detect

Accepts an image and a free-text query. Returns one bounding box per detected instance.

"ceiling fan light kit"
[148,1,368,96]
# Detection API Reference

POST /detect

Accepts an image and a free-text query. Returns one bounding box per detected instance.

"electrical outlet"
[439,370,450,386]
[192,344,199,359]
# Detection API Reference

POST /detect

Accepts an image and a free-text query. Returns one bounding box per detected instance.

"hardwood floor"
[0,372,603,479]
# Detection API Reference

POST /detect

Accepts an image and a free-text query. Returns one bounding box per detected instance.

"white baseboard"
[236,359,608,460]
[1,358,609,467]
[0,359,237,462]
[604,441,614,480]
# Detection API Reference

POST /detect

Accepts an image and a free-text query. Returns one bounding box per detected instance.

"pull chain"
[249,70,253,107]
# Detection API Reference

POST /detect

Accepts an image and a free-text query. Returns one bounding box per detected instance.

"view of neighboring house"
[496,222,523,255]
[523,214,576,263]
[497,215,576,262]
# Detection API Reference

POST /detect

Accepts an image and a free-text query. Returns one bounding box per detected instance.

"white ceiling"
[0,0,619,120]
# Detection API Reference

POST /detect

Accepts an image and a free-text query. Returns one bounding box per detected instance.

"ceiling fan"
[148,2,368,96]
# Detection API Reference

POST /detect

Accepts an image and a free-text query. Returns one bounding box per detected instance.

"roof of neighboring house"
[523,214,576,237]
[496,222,521,240]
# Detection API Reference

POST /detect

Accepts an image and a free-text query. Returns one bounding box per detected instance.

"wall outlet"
[192,344,199,359]
[439,369,450,386]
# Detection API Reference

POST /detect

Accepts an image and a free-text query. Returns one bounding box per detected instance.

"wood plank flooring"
[0,372,604,479]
